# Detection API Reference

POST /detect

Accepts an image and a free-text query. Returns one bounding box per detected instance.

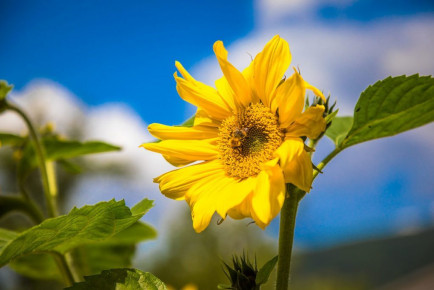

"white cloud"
[0,80,85,135]
[192,17,434,117]
[256,0,356,27]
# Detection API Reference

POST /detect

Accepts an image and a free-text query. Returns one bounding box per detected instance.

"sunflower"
[141,35,326,232]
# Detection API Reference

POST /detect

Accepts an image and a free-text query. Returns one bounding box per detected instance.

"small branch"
[6,102,58,217]
[313,147,342,180]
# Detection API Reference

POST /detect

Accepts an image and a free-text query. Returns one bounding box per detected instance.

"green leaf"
[179,115,195,127]
[255,255,278,285]
[66,268,167,290]
[342,74,434,148]
[43,138,121,160]
[9,222,155,281]
[58,159,83,174]
[0,228,18,251]
[0,198,153,266]
[0,132,25,147]
[131,199,154,216]
[98,222,156,245]
[9,253,61,281]
[0,80,13,100]
[325,116,353,147]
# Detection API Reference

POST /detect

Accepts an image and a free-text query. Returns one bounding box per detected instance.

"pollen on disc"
[218,103,284,179]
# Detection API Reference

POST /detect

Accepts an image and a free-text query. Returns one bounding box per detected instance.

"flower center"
[218,103,284,179]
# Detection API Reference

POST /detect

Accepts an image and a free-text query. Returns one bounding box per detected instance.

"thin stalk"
[65,252,82,282]
[313,147,342,180]
[276,185,300,290]
[51,252,75,286]
[6,103,58,217]
[17,179,44,224]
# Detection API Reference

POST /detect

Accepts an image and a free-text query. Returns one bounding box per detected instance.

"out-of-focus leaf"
[341,74,434,148]
[16,137,121,180]
[325,117,353,147]
[0,195,43,223]
[66,268,167,290]
[16,141,37,181]
[255,255,278,285]
[0,133,25,147]
[58,159,83,174]
[9,253,61,281]
[131,198,154,216]
[43,138,121,160]
[73,245,136,279]
[0,199,152,266]
[0,80,13,101]
[0,228,18,251]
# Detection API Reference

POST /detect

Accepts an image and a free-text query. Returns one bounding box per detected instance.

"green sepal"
[255,255,278,285]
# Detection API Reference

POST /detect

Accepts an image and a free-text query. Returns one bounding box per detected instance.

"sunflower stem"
[276,184,300,290]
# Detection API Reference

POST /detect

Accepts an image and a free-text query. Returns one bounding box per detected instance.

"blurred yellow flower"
[142,35,326,232]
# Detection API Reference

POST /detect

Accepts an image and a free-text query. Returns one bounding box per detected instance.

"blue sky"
[1,0,434,248]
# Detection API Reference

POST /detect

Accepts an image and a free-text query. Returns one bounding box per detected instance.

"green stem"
[6,102,58,217]
[313,147,342,180]
[51,252,75,286]
[65,251,82,282]
[276,185,300,290]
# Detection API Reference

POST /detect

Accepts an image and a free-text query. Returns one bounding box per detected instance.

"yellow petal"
[148,123,218,140]
[163,155,194,167]
[215,76,237,111]
[282,149,313,192]
[274,137,305,169]
[213,41,251,108]
[304,80,326,102]
[274,70,305,127]
[251,159,286,227]
[242,61,259,103]
[227,194,253,220]
[174,61,232,120]
[253,35,291,107]
[141,139,218,162]
[193,108,221,127]
[286,105,326,139]
[186,172,228,232]
[154,160,223,200]
[186,172,257,232]
[215,177,256,218]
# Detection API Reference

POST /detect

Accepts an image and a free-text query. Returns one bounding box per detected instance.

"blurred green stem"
[6,102,58,217]
[276,185,300,290]
[0,195,44,224]
[51,252,75,286]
